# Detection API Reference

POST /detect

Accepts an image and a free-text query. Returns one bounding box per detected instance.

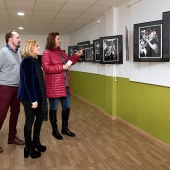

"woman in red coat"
[42,32,83,140]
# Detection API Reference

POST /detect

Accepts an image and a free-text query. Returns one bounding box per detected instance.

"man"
[0,31,25,153]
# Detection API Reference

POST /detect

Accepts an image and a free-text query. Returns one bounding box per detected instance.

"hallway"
[0,94,170,170]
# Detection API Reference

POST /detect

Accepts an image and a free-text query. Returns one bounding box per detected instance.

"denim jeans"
[49,87,70,111]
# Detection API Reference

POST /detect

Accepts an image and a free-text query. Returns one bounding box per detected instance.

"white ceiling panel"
[0,0,6,8]
[67,0,97,5]
[5,1,35,10]
[95,0,128,6]
[33,11,57,18]
[0,0,128,35]
[0,9,8,16]
[36,0,66,3]
[55,12,80,20]
[34,2,63,11]
[60,4,90,13]
[85,6,111,14]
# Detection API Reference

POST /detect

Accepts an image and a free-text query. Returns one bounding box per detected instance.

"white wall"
[69,0,170,87]
[0,34,66,55]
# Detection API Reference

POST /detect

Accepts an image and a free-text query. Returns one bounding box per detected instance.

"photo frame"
[93,39,101,63]
[100,35,123,64]
[162,11,170,59]
[133,20,168,62]
[77,41,90,62]
[125,26,129,61]
[68,45,78,57]
[84,44,94,62]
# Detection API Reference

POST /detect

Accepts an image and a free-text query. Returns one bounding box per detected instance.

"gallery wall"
[70,0,170,87]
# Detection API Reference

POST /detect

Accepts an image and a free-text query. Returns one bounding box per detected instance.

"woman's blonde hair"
[21,39,38,58]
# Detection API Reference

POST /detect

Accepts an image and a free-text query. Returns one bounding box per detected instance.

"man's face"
[10,32,21,49]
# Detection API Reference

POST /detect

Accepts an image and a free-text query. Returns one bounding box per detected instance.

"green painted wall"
[70,71,170,145]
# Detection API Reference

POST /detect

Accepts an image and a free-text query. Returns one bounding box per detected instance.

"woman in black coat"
[17,39,48,159]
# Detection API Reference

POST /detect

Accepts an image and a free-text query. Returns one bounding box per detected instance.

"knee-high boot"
[49,110,63,140]
[61,108,75,137]
[33,118,46,152]
[24,122,41,158]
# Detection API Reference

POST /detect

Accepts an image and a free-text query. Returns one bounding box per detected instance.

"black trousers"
[21,100,43,145]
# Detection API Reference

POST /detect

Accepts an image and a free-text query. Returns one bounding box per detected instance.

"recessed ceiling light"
[17,12,24,16]
[18,27,24,30]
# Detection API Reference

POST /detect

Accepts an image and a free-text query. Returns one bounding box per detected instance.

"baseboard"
[72,93,170,152]
[116,117,170,152]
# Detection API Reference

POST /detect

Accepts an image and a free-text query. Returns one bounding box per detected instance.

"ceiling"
[0,0,128,35]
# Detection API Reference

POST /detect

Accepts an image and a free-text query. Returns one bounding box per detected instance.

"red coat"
[42,47,80,98]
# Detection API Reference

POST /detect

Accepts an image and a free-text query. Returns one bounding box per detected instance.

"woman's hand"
[32,101,38,109]
[76,49,84,56]
[63,65,70,70]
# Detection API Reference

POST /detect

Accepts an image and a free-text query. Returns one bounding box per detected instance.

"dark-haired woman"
[42,32,83,140]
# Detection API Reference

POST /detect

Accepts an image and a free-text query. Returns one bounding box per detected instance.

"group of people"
[0,31,83,158]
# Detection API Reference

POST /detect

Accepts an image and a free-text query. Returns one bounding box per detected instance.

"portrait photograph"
[100,35,123,64]
[84,44,94,62]
[68,46,78,57]
[77,41,90,62]
[134,20,168,62]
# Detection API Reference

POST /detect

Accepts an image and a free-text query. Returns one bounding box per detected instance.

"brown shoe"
[8,137,25,145]
[0,147,3,153]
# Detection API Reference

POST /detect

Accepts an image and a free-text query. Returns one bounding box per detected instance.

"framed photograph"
[100,35,123,64]
[84,44,94,62]
[125,26,129,61]
[77,41,90,62]
[134,20,168,62]
[68,45,78,57]
[162,11,170,59]
[93,39,101,63]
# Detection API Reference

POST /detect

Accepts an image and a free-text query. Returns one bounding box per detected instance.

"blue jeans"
[49,87,70,111]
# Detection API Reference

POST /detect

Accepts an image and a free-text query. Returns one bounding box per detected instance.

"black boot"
[61,108,75,137]
[33,136,46,152]
[49,110,63,140]
[24,142,41,159]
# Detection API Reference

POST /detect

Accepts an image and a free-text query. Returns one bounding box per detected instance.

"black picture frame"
[84,44,94,62]
[77,41,90,62]
[133,20,168,62]
[162,11,170,59]
[93,39,101,63]
[125,26,129,61]
[100,35,123,64]
[68,45,78,57]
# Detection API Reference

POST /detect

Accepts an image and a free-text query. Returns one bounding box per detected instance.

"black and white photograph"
[77,41,90,62]
[68,46,78,57]
[100,35,123,64]
[139,25,161,58]
[84,44,94,62]
[93,39,101,62]
[134,20,168,62]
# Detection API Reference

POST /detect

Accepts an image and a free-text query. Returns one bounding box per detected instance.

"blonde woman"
[17,40,48,159]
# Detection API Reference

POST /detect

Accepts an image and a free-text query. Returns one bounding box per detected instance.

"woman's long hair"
[45,32,59,50]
